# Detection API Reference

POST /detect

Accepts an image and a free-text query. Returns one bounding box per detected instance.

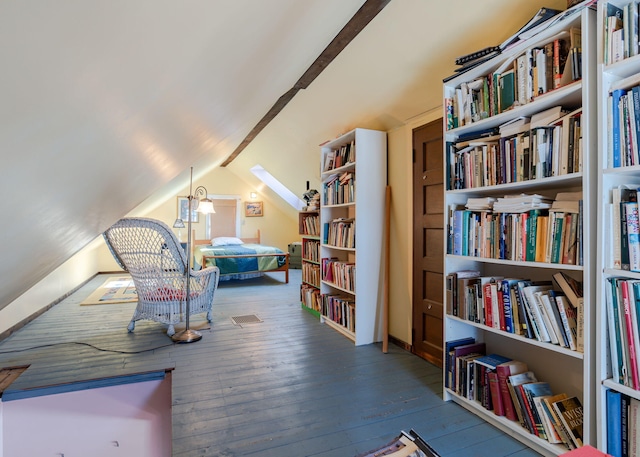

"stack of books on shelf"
[604,2,640,66]
[324,218,355,248]
[446,270,583,352]
[605,388,640,456]
[445,338,584,450]
[322,140,356,172]
[302,262,320,288]
[446,25,581,130]
[300,284,321,313]
[446,105,583,189]
[611,185,640,272]
[321,257,355,292]
[609,82,640,168]
[448,191,582,265]
[300,213,320,236]
[450,7,563,79]
[605,275,640,390]
[321,294,355,332]
[302,239,320,263]
[323,172,355,205]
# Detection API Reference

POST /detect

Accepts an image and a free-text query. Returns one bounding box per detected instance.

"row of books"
[605,277,640,390]
[302,262,320,289]
[609,84,640,169]
[446,270,584,352]
[323,172,355,205]
[321,257,355,292]
[448,194,583,266]
[604,1,639,66]
[445,29,580,130]
[321,294,355,332]
[447,106,582,190]
[300,284,321,313]
[299,214,320,236]
[445,339,584,450]
[606,388,640,456]
[324,218,355,249]
[611,185,640,272]
[322,140,356,172]
[301,239,320,263]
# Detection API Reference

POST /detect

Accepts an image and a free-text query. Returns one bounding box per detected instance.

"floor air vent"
[231,314,263,325]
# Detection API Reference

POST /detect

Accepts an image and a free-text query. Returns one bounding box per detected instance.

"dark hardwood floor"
[0,270,542,456]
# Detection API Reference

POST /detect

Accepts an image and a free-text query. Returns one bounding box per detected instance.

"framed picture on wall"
[245,201,263,217]
[177,196,199,223]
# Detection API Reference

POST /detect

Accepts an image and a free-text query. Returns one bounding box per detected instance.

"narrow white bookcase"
[319,128,386,346]
[595,1,640,454]
[442,6,596,455]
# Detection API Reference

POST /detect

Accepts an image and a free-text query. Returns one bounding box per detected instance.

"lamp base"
[171,328,202,343]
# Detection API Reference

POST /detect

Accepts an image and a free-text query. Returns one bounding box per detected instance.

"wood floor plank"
[0,270,542,456]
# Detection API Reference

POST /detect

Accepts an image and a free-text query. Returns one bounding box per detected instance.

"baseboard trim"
[389,335,412,352]
[0,273,99,343]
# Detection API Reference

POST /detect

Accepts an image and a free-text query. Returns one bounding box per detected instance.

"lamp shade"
[196,198,215,214]
[173,218,186,228]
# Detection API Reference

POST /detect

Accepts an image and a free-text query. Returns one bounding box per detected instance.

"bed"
[192,230,290,283]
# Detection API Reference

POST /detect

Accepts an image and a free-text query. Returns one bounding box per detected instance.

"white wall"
[2,373,172,457]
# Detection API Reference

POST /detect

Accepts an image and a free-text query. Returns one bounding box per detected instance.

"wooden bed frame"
[192,230,290,283]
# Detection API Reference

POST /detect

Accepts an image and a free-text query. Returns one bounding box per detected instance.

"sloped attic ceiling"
[0,0,568,313]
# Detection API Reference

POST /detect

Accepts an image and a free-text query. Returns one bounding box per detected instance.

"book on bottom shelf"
[553,396,584,449]
[473,353,511,410]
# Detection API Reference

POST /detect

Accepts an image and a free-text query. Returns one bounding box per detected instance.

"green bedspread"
[193,243,286,274]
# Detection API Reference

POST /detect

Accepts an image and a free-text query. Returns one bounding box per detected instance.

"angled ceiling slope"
[221,0,391,167]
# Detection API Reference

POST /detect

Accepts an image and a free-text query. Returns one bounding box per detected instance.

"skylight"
[250,165,305,211]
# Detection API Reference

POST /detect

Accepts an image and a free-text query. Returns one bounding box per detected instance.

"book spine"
[607,389,623,456]
[625,201,640,272]
[621,279,640,390]
[502,280,514,333]
[488,371,504,416]
[497,365,517,421]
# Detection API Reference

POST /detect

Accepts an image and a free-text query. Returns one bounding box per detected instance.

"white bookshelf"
[319,128,386,346]
[595,1,640,454]
[442,6,596,456]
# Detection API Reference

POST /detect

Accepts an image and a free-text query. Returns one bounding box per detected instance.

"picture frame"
[177,196,199,223]
[245,201,263,217]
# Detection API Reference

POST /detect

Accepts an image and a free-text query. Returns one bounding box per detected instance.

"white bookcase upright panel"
[442,7,596,456]
[596,1,640,453]
[319,128,386,346]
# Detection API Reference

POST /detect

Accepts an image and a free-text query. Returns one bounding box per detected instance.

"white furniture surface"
[319,128,387,346]
[442,7,596,456]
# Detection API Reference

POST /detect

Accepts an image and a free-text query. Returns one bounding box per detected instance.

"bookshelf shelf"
[443,6,595,455]
[446,389,569,456]
[595,1,640,454]
[319,128,386,346]
[299,211,321,316]
[448,315,585,359]
[446,255,585,271]
[448,81,583,137]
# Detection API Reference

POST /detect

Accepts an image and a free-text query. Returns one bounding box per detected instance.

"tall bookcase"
[442,6,596,455]
[299,210,321,318]
[596,1,640,454]
[319,128,386,346]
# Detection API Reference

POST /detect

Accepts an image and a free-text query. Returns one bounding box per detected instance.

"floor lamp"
[172,167,215,343]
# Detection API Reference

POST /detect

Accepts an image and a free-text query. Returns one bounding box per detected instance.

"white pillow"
[211,236,243,246]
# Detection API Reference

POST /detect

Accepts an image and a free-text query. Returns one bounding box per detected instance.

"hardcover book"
[553,396,584,448]
[496,360,528,422]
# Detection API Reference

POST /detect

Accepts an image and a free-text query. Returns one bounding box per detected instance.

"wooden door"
[412,119,444,367]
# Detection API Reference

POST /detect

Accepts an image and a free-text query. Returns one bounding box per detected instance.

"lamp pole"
[171,167,214,343]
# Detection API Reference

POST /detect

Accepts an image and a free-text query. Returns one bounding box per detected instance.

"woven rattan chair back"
[103,217,219,336]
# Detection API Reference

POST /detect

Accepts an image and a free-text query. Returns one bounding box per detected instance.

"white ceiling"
[0,0,567,311]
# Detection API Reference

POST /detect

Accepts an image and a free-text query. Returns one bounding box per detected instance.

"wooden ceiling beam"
[221,0,392,167]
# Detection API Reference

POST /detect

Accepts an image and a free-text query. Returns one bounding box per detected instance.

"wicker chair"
[103,217,220,336]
